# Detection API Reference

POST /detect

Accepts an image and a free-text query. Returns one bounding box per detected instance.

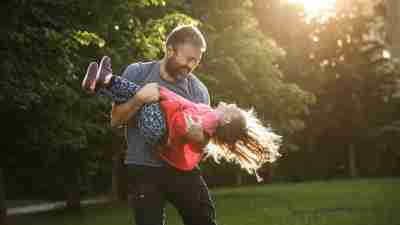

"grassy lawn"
[8,178,400,225]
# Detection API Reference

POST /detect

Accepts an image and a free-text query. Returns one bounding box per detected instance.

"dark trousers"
[127,165,217,225]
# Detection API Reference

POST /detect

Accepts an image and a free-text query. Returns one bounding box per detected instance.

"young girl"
[82,56,281,178]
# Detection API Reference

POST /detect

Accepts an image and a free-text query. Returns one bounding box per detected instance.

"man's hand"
[136,83,160,104]
[110,83,160,127]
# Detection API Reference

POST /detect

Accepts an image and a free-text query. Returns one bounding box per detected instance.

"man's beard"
[165,57,191,81]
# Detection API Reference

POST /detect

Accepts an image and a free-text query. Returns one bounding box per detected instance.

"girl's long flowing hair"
[205,108,282,175]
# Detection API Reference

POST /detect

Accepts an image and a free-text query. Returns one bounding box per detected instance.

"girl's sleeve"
[167,110,188,146]
[159,87,197,108]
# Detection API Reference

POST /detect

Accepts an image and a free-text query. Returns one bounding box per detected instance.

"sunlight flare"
[286,0,336,18]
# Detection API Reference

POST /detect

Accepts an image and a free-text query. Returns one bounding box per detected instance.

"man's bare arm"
[110,96,143,127]
[110,83,160,127]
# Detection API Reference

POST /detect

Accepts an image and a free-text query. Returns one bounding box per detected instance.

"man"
[110,25,217,225]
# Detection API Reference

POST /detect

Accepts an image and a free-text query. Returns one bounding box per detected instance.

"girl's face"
[216,102,242,125]
[214,102,247,144]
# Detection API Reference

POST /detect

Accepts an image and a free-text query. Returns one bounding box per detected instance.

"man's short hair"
[165,25,207,52]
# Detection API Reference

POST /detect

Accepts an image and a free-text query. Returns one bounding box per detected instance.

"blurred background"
[1,0,399,221]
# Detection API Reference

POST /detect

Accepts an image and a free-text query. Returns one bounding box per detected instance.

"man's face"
[165,43,203,81]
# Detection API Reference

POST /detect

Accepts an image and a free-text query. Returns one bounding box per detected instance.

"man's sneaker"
[82,62,99,92]
[96,56,113,88]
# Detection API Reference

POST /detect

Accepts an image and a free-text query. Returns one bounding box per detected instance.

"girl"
[82,56,281,178]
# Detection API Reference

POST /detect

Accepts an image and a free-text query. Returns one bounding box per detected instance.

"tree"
[255,0,400,179]
[384,0,400,57]
[0,0,193,205]
[187,0,314,181]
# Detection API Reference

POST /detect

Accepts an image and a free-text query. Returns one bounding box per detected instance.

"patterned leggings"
[98,76,166,145]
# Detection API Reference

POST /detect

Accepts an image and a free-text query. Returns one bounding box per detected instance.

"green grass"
[9,178,400,225]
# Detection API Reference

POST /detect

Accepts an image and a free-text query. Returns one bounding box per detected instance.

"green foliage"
[73,31,106,48]
[188,2,315,177]
[134,13,199,59]
[1,0,314,200]
[257,0,400,179]
[195,0,314,137]
[0,0,190,199]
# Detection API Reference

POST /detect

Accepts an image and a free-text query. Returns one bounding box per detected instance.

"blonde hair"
[206,108,282,176]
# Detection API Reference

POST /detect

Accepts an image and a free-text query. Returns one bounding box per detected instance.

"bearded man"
[110,25,217,225]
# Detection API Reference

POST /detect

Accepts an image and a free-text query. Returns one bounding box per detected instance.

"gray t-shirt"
[121,61,210,166]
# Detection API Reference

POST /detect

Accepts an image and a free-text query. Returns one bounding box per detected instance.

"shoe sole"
[97,56,111,86]
[82,62,98,92]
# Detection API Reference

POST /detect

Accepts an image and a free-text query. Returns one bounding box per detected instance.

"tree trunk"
[235,172,243,186]
[191,0,204,19]
[112,152,127,201]
[111,153,119,200]
[348,143,359,178]
[385,0,400,58]
[0,169,6,225]
[66,168,81,210]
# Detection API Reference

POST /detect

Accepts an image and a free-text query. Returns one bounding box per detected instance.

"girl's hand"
[184,113,207,145]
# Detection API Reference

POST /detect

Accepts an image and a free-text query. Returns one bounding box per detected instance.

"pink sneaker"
[82,62,99,92]
[96,56,113,88]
